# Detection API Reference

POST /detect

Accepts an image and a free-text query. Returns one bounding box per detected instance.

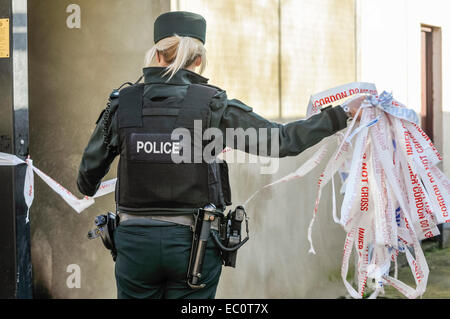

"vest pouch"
[219,161,232,206]
[118,159,210,209]
[207,162,224,208]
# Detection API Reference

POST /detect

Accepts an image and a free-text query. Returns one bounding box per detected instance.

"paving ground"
[337,240,450,299]
[381,241,450,299]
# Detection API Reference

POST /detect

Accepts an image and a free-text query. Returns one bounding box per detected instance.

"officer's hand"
[346,95,367,121]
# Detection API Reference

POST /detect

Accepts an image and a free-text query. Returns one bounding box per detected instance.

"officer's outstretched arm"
[77,98,120,196]
[219,98,348,158]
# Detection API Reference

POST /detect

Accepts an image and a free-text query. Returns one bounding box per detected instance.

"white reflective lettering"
[137,141,144,153]
[144,141,152,153]
[164,142,171,154]
[154,142,161,154]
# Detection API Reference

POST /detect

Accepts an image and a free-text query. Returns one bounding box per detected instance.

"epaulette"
[198,83,224,94]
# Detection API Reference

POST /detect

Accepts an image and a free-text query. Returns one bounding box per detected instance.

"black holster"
[187,205,249,289]
[212,205,249,268]
[87,212,119,261]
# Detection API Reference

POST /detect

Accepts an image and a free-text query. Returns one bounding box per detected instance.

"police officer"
[77,11,363,299]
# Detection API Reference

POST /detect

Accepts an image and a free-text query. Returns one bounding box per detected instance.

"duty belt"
[119,213,195,228]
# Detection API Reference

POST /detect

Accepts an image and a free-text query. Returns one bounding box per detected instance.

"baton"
[188,204,216,289]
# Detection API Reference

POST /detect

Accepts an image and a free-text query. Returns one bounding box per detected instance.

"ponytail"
[144,35,207,80]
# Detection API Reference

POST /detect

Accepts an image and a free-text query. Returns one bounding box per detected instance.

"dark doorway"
[421,25,444,248]
[421,26,433,141]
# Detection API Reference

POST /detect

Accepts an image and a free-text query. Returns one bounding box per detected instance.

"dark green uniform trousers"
[114,220,222,299]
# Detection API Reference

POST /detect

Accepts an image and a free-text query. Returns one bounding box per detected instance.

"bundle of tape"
[304,82,449,298]
[241,82,449,298]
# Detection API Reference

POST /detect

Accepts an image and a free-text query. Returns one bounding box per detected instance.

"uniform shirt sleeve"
[211,92,349,158]
[77,98,120,196]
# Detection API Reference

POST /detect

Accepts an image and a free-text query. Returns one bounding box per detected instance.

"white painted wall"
[357,0,450,172]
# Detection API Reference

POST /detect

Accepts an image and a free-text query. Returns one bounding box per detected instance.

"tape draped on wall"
[0,153,116,217]
[1,82,448,299]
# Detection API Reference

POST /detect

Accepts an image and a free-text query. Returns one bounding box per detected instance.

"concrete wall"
[28,0,170,298]
[281,0,356,118]
[28,0,356,298]
[175,0,281,118]
[175,0,356,119]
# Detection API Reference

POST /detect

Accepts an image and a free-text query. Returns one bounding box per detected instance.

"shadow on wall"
[33,281,53,299]
[31,229,53,298]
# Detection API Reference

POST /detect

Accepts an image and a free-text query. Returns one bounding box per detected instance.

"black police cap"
[154,11,207,44]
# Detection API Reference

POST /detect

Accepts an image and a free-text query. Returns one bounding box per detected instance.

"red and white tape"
[242,82,449,298]
[0,153,116,216]
[301,82,448,298]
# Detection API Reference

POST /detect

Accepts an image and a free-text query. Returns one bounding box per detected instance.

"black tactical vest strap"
[142,108,180,117]
[118,83,145,128]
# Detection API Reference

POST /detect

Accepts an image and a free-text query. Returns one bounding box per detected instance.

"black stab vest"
[116,83,231,214]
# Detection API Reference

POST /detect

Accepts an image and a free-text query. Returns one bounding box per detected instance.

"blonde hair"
[144,35,207,80]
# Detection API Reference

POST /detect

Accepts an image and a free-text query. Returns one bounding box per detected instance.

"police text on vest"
[136,141,180,155]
